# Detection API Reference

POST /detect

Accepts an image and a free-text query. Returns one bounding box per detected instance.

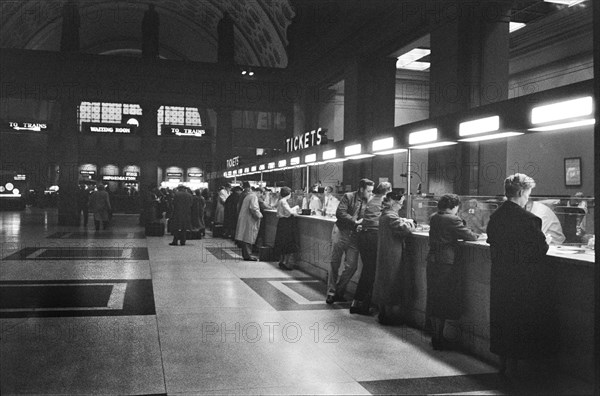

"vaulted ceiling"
[0,0,296,67]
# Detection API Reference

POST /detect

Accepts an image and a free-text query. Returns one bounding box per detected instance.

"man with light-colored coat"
[235,189,263,261]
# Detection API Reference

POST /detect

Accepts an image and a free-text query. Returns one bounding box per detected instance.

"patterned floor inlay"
[46,231,146,239]
[0,279,155,318]
[2,247,149,260]
[205,246,244,260]
[242,277,345,311]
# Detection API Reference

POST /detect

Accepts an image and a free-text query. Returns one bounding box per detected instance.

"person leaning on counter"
[426,194,480,350]
[486,173,558,378]
[326,178,374,304]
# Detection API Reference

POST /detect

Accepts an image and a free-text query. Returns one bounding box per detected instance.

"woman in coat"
[88,184,112,231]
[235,190,263,261]
[372,191,415,324]
[426,194,479,350]
[487,174,556,377]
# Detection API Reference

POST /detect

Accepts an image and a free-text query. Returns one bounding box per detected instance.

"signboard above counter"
[102,175,138,182]
[285,128,328,153]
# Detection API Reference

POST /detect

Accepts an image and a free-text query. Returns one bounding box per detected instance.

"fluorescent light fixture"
[544,0,585,6]
[0,193,21,197]
[346,154,375,160]
[411,141,458,150]
[258,164,266,171]
[278,160,287,167]
[268,162,276,169]
[323,149,337,160]
[344,144,362,156]
[409,128,437,145]
[372,137,394,151]
[459,131,523,142]
[251,166,257,172]
[399,61,430,71]
[529,118,595,132]
[509,22,526,33]
[305,153,317,163]
[459,115,500,136]
[374,148,407,155]
[397,48,430,70]
[290,157,300,166]
[531,96,593,124]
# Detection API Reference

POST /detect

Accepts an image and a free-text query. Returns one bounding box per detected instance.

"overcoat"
[89,190,111,222]
[486,200,557,359]
[170,190,193,231]
[372,205,415,306]
[235,193,263,244]
[215,188,228,224]
[426,210,478,320]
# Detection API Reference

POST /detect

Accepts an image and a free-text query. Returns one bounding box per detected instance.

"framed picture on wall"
[564,157,582,187]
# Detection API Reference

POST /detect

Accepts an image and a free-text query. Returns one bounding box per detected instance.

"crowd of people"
[88,173,573,377]
[318,173,562,378]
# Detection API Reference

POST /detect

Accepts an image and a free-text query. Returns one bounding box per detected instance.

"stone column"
[215,107,233,184]
[141,4,160,59]
[56,100,80,225]
[428,0,512,196]
[342,57,396,188]
[217,12,235,67]
[140,102,160,188]
[60,0,80,52]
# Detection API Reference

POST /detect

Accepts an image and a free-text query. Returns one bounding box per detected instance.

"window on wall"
[157,106,202,135]
[232,110,287,130]
[78,102,142,131]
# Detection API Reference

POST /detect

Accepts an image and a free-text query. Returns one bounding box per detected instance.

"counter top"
[263,209,337,223]
[411,230,594,265]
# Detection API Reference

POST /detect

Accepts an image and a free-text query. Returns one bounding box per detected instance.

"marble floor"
[0,208,593,395]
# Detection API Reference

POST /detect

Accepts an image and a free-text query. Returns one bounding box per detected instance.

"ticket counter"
[261,204,595,382]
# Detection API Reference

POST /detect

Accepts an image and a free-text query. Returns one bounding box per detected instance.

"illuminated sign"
[286,128,327,153]
[188,172,203,177]
[102,175,138,182]
[166,172,182,177]
[226,156,240,168]
[161,125,208,137]
[83,122,134,134]
[8,122,49,132]
[13,174,26,181]
[125,171,139,177]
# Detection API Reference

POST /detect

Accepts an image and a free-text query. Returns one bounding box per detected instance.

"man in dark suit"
[486,173,556,378]
[169,185,193,246]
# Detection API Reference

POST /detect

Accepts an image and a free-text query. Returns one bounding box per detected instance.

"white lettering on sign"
[90,126,113,132]
[226,156,240,168]
[285,128,325,153]
[9,122,48,132]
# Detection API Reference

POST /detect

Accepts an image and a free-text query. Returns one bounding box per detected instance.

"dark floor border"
[0,279,155,318]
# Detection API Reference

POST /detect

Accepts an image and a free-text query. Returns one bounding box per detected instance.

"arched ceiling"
[0,0,295,67]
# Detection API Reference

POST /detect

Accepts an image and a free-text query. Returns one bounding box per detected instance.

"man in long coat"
[235,189,263,261]
[169,185,193,246]
[372,191,415,324]
[88,184,111,231]
[487,173,557,377]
